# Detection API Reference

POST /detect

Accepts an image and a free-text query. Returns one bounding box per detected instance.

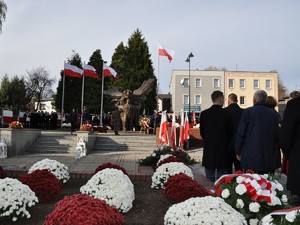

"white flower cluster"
[260,209,300,225]
[151,162,193,189]
[28,158,70,183]
[164,196,247,225]
[0,178,38,222]
[80,168,135,213]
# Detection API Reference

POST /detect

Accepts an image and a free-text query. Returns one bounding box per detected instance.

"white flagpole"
[61,62,66,127]
[172,112,176,147]
[99,62,105,127]
[80,62,85,126]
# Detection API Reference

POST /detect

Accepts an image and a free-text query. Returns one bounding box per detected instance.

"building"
[34,98,56,113]
[157,94,171,113]
[170,70,279,114]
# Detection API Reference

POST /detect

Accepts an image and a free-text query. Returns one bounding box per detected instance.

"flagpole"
[80,62,85,127]
[154,45,160,135]
[99,61,105,127]
[61,62,66,128]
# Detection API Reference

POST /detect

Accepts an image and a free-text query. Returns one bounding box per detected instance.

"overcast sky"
[0,0,299,95]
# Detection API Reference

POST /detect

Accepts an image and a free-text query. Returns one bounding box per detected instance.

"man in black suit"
[200,91,234,182]
[225,93,243,172]
[281,95,300,204]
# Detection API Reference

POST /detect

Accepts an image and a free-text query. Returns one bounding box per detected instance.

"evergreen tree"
[0,0,7,33]
[0,75,9,107]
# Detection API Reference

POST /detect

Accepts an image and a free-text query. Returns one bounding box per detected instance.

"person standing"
[70,108,77,134]
[224,93,243,172]
[281,95,300,204]
[200,90,234,182]
[111,106,122,135]
[235,90,279,174]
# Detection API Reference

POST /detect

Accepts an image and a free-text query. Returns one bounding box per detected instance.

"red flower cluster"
[155,156,183,170]
[80,123,93,131]
[171,148,192,164]
[0,166,7,178]
[162,173,210,202]
[8,121,23,129]
[44,194,124,225]
[19,169,62,203]
[94,163,128,176]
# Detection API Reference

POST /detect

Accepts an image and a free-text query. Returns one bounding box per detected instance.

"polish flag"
[179,111,185,148]
[184,111,190,142]
[170,112,177,149]
[103,63,117,77]
[158,42,175,62]
[192,111,196,126]
[64,63,83,78]
[84,64,99,78]
[159,111,169,145]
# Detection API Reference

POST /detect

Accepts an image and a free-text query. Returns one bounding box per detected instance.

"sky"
[0,0,300,95]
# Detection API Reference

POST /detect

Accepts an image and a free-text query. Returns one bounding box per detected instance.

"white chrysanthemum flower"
[249,218,259,225]
[285,210,298,223]
[221,189,230,199]
[28,158,69,183]
[260,214,273,225]
[80,168,134,213]
[281,194,288,204]
[249,202,260,213]
[235,183,247,195]
[236,199,244,209]
[236,176,246,183]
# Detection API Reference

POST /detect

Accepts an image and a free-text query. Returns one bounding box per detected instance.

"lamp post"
[185,53,194,118]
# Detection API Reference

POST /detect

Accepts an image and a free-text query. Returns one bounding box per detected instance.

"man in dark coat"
[200,91,234,182]
[225,93,243,172]
[281,95,300,204]
[70,108,77,134]
[235,90,279,174]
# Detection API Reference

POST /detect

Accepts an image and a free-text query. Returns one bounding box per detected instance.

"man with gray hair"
[235,90,279,174]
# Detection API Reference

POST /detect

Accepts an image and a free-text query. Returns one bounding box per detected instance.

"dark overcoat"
[200,105,233,169]
[281,96,300,195]
[235,102,279,172]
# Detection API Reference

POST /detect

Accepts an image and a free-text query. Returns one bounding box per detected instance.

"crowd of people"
[23,110,58,129]
[199,89,300,204]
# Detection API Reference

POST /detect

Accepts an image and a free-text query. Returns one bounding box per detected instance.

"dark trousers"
[205,168,231,183]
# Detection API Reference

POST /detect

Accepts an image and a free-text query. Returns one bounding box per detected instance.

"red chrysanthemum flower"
[155,156,183,170]
[94,162,128,176]
[0,166,7,178]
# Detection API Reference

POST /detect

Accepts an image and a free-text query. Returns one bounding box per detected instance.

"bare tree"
[25,67,55,110]
[0,0,7,33]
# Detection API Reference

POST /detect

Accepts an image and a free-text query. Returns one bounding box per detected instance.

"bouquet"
[80,123,93,131]
[44,194,124,225]
[94,162,128,176]
[0,166,7,178]
[19,169,62,203]
[0,178,38,222]
[260,207,300,225]
[139,115,150,129]
[214,172,290,224]
[28,158,70,183]
[8,121,23,129]
[151,162,193,189]
[162,173,209,202]
[80,168,135,213]
[164,196,247,225]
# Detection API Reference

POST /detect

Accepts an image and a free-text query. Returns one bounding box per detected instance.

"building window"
[195,95,201,104]
[254,79,259,89]
[195,78,202,87]
[184,95,189,104]
[240,79,246,88]
[228,79,234,88]
[240,96,245,105]
[266,80,272,89]
[213,78,220,88]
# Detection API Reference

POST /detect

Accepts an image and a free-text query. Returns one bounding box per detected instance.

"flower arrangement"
[260,207,300,225]
[80,168,135,213]
[0,178,38,222]
[151,162,193,189]
[214,172,290,224]
[44,194,124,225]
[162,173,209,202]
[139,115,150,129]
[80,123,93,131]
[94,162,128,176]
[19,169,62,203]
[8,121,23,129]
[155,155,183,170]
[0,166,7,178]
[28,158,70,183]
[164,196,247,225]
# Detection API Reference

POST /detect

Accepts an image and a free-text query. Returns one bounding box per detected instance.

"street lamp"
[185,53,194,118]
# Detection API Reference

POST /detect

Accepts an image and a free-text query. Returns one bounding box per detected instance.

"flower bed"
[0,178,38,222]
[19,169,62,203]
[44,194,124,225]
[80,168,134,213]
[94,162,128,176]
[28,158,70,183]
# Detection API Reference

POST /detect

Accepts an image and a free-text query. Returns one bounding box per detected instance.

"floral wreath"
[80,123,93,131]
[139,115,150,129]
[8,121,23,129]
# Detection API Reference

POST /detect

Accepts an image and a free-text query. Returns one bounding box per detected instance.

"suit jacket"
[235,102,279,172]
[281,96,300,195]
[200,105,233,169]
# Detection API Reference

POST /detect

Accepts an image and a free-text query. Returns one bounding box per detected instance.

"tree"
[25,67,55,110]
[0,75,10,107]
[278,76,288,100]
[0,0,7,33]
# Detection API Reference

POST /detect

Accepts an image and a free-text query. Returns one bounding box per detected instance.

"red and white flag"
[159,111,169,145]
[103,63,117,77]
[84,64,99,78]
[184,111,190,143]
[158,42,175,62]
[192,110,196,126]
[179,111,185,148]
[170,112,177,149]
[64,63,83,78]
